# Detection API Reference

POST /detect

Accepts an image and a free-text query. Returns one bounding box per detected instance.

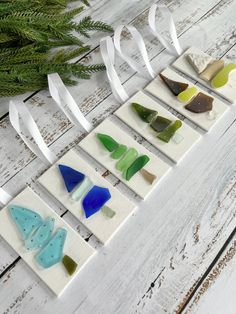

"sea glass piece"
[116,148,138,172]
[157,120,182,143]
[140,168,157,184]
[9,205,43,240]
[150,116,172,132]
[185,92,213,113]
[131,103,157,123]
[111,144,127,159]
[36,228,67,268]
[159,73,188,96]
[25,217,55,251]
[101,205,116,218]
[71,176,93,201]
[125,155,150,181]
[187,53,213,74]
[177,86,198,103]
[62,255,78,276]
[82,185,111,218]
[171,133,184,144]
[200,60,224,82]
[58,164,85,193]
[211,63,236,89]
[96,133,119,152]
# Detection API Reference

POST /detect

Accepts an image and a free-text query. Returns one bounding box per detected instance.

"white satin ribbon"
[9,100,57,165]
[0,187,12,205]
[48,73,92,132]
[114,25,155,79]
[148,4,182,56]
[100,36,129,103]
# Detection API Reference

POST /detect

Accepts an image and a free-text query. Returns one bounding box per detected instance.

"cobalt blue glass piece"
[36,228,67,268]
[82,185,111,218]
[58,164,85,193]
[9,205,43,240]
[25,217,55,251]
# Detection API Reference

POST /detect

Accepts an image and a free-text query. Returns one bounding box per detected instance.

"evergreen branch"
[74,16,113,37]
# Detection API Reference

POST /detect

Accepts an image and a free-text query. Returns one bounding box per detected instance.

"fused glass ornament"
[116,148,138,172]
[159,73,188,96]
[25,217,55,251]
[211,64,236,89]
[9,205,43,240]
[96,133,119,152]
[36,228,67,268]
[185,92,213,113]
[177,86,198,103]
[71,176,93,201]
[82,185,111,218]
[150,116,172,132]
[187,53,213,74]
[140,169,157,184]
[111,144,127,159]
[62,255,78,276]
[131,103,157,123]
[125,155,150,181]
[101,205,116,218]
[200,60,224,82]
[157,120,182,143]
[58,164,85,193]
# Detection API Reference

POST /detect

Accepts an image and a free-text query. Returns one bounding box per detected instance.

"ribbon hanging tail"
[9,100,57,165]
[148,4,182,57]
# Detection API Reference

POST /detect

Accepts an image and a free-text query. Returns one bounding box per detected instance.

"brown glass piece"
[159,73,188,96]
[185,92,213,113]
[139,168,157,184]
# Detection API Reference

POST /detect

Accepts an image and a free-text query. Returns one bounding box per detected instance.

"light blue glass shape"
[71,176,93,201]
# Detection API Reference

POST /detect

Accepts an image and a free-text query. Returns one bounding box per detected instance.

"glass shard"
[62,255,78,276]
[9,205,43,240]
[131,102,157,123]
[96,133,119,152]
[111,144,127,159]
[25,217,55,251]
[177,86,198,103]
[150,116,172,132]
[171,133,184,144]
[82,185,111,218]
[125,155,150,181]
[211,63,236,88]
[139,168,156,184]
[58,164,85,193]
[71,176,93,201]
[36,228,67,268]
[101,205,116,218]
[116,148,138,172]
[185,92,213,113]
[187,53,213,74]
[159,73,188,96]
[157,120,182,143]
[200,60,224,82]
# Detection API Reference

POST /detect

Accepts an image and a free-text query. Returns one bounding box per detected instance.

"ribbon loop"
[0,187,12,205]
[148,4,182,56]
[9,100,57,165]
[114,25,155,79]
[48,73,92,133]
[100,36,129,103]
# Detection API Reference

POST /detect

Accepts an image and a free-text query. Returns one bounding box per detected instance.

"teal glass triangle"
[25,217,55,251]
[9,205,43,240]
[36,228,67,268]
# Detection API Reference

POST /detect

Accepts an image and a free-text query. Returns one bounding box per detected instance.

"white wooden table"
[0,0,235,313]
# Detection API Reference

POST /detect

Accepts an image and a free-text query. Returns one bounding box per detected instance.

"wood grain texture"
[0,0,236,313]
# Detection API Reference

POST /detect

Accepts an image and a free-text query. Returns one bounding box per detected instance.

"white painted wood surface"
[0,0,236,313]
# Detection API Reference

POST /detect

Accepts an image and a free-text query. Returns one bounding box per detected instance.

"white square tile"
[79,119,171,199]
[172,46,236,103]
[115,91,201,163]
[145,67,229,131]
[0,187,95,296]
[38,150,136,244]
